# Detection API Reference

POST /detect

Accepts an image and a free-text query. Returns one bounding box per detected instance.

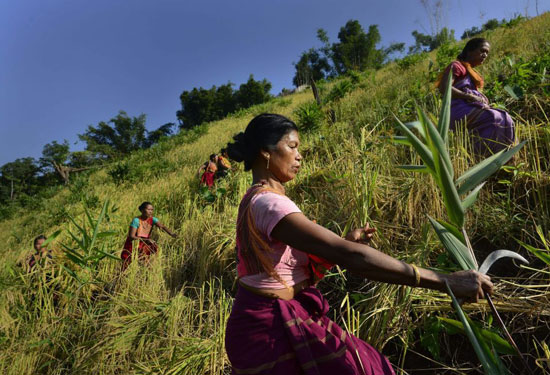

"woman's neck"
[252,168,285,194]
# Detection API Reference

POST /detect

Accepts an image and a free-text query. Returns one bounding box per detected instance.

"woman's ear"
[261,151,270,160]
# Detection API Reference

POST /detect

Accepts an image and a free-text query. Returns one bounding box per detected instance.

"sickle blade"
[478,249,529,275]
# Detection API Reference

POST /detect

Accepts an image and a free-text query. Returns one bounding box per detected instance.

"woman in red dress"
[121,201,177,269]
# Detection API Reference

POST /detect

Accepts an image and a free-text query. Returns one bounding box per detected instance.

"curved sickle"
[478,249,529,275]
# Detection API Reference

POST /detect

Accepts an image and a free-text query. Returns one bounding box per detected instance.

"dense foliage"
[176,75,272,129]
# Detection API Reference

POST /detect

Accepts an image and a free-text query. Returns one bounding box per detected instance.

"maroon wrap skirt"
[225,286,395,375]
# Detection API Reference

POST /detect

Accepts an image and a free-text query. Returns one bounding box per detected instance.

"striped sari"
[226,286,395,374]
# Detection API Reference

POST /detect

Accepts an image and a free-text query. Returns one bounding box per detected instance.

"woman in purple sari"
[225,113,493,374]
[437,38,515,153]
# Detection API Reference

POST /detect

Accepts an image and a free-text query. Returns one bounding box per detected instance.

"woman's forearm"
[330,239,447,291]
[316,236,449,291]
[451,87,471,100]
[272,215,448,292]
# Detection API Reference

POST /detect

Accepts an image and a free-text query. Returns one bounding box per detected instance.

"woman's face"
[468,42,491,66]
[34,238,45,251]
[142,205,154,218]
[267,130,302,183]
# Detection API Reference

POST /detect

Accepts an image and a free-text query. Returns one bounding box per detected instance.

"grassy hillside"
[1,13,550,374]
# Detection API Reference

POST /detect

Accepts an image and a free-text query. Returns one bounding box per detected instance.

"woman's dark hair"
[226,114,298,171]
[138,201,153,211]
[458,37,489,60]
[209,153,217,161]
[34,235,46,246]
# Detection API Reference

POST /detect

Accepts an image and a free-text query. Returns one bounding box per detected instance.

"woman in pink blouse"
[225,113,493,375]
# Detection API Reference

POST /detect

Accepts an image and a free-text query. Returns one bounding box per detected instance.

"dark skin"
[439,42,491,105]
[253,130,493,303]
[128,204,177,247]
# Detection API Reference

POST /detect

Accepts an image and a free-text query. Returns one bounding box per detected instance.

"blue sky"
[1,0,547,165]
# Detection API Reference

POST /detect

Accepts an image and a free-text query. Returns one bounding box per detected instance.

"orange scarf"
[435,60,484,90]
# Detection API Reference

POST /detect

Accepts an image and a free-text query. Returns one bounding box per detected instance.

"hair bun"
[227,132,249,163]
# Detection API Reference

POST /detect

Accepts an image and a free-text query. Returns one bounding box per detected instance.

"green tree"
[235,75,272,109]
[40,140,70,171]
[177,77,272,129]
[144,123,175,148]
[177,87,217,129]
[79,111,148,159]
[41,140,97,184]
[0,158,40,201]
[331,21,384,73]
[409,27,455,53]
[293,48,332,87]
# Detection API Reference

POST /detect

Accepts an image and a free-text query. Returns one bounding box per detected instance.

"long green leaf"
[390,136,412,146]
[404,120,426,139]
[61,244,84,260]
[438,69,453,144]
[446,283,503,375]
[438,153,464,228]
[456,141,526,195]
[67,215,87,242]
[462,182,486,211]
[517,239,550,266]
[436,219,465,244]
[428,216,476,270]
[394,115,436,171]
[89,200,109,252]
[61,265,80,282]
[396,165,429,173]
[41,230,62,248]
[419,107,454,178]
[66,229,86,253]
[439,317,515,355]
[94,248,121,261]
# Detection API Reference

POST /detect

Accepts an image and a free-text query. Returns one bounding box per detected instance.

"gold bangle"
[410,264,421,287]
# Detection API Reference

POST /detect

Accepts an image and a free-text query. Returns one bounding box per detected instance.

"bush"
[294,101,324,132]
[346,70,362,84]
[397,52,428,70]
[108,162,130,185]
[324,79,353,103]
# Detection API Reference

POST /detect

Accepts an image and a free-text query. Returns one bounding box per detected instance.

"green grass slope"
[1,13,550,374]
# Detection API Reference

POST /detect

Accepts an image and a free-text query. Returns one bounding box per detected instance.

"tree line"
[292,16,525,87]
[0,73,273,215]
[0,15,525,218]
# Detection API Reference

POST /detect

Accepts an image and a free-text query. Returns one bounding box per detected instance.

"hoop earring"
[266,158,270,170]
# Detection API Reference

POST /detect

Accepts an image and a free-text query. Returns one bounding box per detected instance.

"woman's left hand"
[345,223,376,244]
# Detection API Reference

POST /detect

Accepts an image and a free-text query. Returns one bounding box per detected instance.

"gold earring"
[266,157,270,170]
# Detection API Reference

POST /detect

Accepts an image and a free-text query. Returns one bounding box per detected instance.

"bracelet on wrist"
[410,264,421,287]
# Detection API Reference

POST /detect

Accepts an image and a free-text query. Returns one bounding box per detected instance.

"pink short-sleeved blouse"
[238,191,311,289]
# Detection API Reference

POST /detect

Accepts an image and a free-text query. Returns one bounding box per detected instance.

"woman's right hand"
[465,94,484,103]
[444,270,493,303]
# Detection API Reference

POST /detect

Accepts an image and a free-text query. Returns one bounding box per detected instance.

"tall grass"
[1,13,550,374]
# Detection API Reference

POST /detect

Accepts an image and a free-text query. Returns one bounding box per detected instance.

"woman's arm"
[439,69,484,103]
[271,213,492,302]
[128,226,140,241]
[156,222,178,238]
[197,164,206,175]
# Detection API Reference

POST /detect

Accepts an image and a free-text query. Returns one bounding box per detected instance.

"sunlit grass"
[1,13,550,374]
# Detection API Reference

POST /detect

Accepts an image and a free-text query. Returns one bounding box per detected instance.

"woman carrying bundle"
[436,37,515,153]
[121,201,177,269]
[198,154,218,187]
[224,113,493,374]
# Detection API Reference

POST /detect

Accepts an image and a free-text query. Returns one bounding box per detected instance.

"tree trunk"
[311,79,321,106]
